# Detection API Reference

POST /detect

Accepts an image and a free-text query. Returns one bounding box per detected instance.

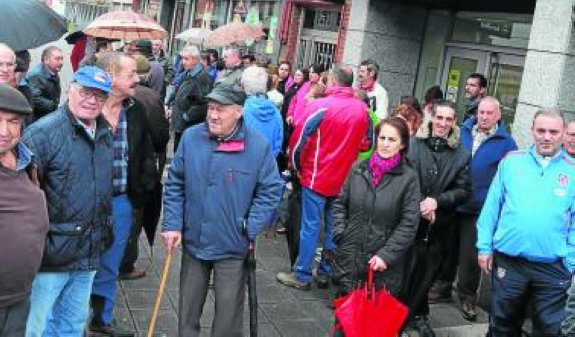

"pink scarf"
[368,153,401,187]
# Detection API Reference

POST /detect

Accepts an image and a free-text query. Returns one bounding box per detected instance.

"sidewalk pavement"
[111,230,490,337]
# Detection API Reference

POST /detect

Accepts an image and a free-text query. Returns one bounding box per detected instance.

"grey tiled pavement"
[112,230,490,337]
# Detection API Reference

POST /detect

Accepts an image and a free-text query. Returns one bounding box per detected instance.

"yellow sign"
[448,69,460,87]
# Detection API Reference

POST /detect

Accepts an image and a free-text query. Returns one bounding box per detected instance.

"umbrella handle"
[147,251,173,337]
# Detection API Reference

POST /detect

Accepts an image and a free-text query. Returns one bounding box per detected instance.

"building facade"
[280,0,575,146]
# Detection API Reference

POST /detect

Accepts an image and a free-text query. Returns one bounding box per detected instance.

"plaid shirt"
[471,123,497,156]
[112,107,129,195]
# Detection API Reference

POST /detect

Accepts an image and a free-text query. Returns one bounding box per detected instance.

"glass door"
[440,48,488,121]
[441,47,524,125]
[487,53,524,131]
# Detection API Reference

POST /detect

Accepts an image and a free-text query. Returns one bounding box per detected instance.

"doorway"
[440,45,525,129]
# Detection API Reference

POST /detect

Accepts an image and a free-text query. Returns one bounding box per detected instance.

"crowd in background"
[2,36,575,337]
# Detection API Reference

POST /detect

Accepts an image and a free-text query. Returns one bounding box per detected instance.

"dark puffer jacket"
[22,105,113,271]
[332,159,420,296]
[406,121,471,246]
[172,64,214,133]
[24,63,61,121]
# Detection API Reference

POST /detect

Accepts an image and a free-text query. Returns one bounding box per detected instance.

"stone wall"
[513,0,575,147]
[342,0,427,109]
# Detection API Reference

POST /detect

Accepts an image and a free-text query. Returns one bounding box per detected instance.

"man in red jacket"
[277,66,372,289]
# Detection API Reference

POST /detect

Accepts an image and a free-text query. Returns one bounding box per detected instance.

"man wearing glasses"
[23,66,115,337]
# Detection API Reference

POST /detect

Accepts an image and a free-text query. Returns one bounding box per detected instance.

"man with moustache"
[162,84,283,337]
[357,59,389,120]
[478,108,575,336]
[119,55,170,281]
[24,46,64,121]
[88,52,159,336]
[23,66,114,337]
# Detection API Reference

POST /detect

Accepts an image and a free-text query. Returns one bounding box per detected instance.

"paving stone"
[259,301,316,322]
[125,290,172,310]
[273,321,329,337]
[131,309,178,332]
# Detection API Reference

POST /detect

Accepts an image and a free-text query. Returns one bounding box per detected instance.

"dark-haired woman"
[332,118,421,335]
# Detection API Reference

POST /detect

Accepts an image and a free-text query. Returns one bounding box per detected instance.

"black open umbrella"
[0,0,68,51]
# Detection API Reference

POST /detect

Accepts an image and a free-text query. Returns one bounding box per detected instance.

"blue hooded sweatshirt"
[242,94,284,158]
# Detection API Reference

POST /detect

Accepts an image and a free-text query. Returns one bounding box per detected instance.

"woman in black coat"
[332,117,421,299]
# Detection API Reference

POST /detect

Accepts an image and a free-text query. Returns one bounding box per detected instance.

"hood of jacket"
[243,94,279,122]
[415,120,461,149]
[323,85,356,99]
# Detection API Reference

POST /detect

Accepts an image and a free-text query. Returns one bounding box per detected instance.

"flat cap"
[206,84,246,106]
[0,84,32,115]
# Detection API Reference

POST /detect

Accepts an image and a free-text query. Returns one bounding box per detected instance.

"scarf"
[357,79,376,92]
[368,153,401,187]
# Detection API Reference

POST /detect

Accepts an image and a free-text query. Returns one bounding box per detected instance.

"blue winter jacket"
[476,146,575,271]
[22,105,113,271]
[242,94,284,158]
[458,118,517,214]
[162,121,284,260]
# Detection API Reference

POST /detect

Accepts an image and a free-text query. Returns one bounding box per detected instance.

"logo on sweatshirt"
[558,173,569,187]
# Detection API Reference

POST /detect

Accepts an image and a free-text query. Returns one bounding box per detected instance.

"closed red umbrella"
[84,10,167,40]
[204,22,265,48]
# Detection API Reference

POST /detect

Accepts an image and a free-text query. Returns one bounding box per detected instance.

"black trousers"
[432,218,459,295]
[406,240,446,317]
[456,213,482,304]
[0,299,29,337]
[489,253,570,337]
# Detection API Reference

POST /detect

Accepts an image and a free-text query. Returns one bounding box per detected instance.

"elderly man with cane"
[161,84,283,337]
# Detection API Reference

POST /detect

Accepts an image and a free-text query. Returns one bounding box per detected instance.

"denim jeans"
[294,187,336,283]
[91,194,133,325]
[26,271,96,337]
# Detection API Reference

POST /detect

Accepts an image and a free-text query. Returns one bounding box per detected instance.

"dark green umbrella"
[0,0,67,51]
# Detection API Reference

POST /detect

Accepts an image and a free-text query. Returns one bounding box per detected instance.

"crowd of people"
[1,35,575,337]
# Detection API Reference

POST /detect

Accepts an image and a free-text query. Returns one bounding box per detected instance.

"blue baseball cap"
[72,66,112,93]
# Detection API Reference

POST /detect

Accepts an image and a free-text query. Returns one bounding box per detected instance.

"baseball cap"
[72,66,112,93]
[206,84,246,106]
[0,84,32,115]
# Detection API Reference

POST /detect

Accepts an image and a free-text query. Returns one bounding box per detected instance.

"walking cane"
[247,240,258,337]
[147,251,173,337]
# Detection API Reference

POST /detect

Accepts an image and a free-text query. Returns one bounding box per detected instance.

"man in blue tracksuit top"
[477,108,575,336]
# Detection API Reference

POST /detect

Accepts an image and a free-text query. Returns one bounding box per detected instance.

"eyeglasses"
[77,86,109,103]
[0,61,15,69]
[279,67,289,71]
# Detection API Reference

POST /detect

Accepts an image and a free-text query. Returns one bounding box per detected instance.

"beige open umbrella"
[203,22,264,48]
[84,10,167,41]
[175,27,212,45]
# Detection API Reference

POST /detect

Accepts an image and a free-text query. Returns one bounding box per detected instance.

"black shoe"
[412,315,436,337]
[428,288,452,303]
[315,274,330,289]
[89,322,135,337]
[460,301,478,321]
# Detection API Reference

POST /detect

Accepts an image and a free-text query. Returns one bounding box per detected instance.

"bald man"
[0,44,16,86]
[563,120,575,158]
